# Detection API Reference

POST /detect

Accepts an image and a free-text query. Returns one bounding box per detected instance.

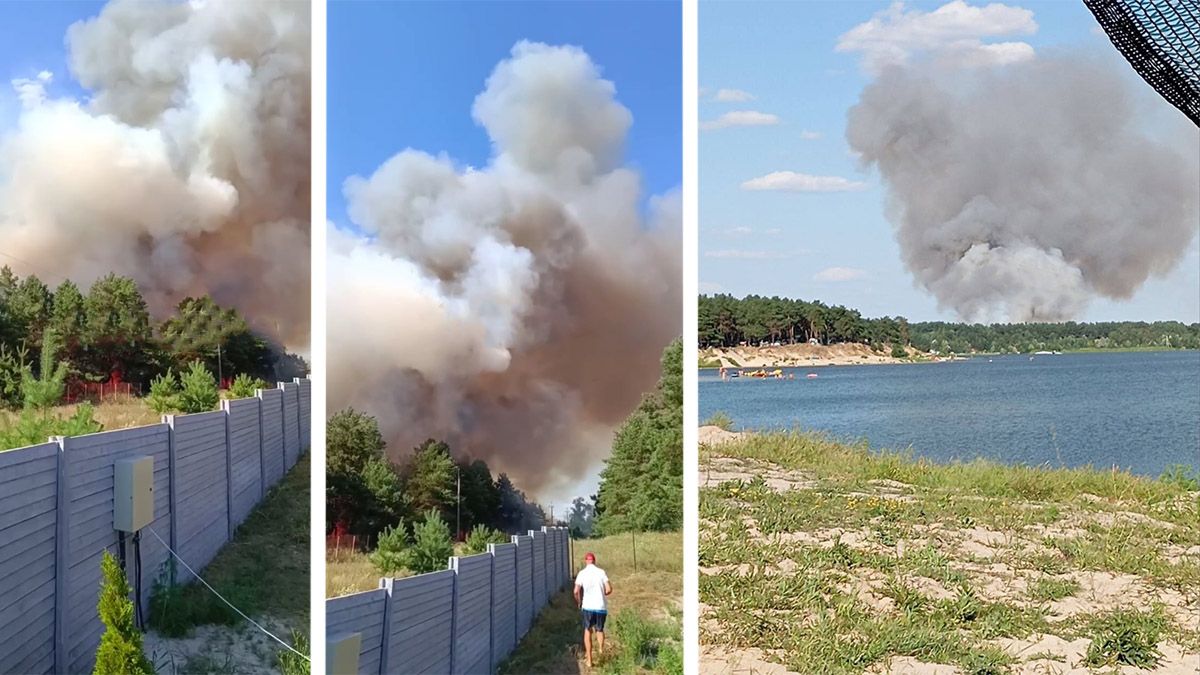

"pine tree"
[94,551,153,675]
[407,509,454,574]
[594,338,682,535]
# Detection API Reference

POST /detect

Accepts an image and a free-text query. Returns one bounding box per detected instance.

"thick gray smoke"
[847,55,1200,322]
[0,0,310,346]
[328,42,681,500]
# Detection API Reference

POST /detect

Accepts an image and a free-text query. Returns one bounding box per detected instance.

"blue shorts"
[581,609,607,632]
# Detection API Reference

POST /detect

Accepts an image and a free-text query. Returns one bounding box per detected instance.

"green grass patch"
[149,455,310,638]
[1083,607,1167,668]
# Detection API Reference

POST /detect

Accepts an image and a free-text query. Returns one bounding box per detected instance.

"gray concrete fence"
[327,526,572,674]
[0,377,311,674]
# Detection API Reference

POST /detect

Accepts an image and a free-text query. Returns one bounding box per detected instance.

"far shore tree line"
[327,339,682,577]
[0,266,307,410]
[700,293,1200,354]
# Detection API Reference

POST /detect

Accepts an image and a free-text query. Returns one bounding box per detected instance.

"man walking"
[574,551,612,668]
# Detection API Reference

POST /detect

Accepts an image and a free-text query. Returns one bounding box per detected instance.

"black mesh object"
[1084,0,1200,126]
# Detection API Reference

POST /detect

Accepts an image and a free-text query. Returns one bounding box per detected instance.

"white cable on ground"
[145,526,310,661]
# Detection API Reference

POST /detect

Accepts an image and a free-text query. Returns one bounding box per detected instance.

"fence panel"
[63,425,171,673]
[170,411,229,583]
[0,443,58,675]
[530,530,547,611]
[489,543,517,669]
[297,377,312,449]
[386,569,454,673]
[280,382,300,469]
[258,388,284,487]
[452,553,493,674]
[223,397,262,527]
[513,534,533,639]
[327,588,388,675]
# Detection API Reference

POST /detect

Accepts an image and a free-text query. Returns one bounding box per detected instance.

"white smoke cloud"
[328,42,681,499]
[0,0,310,346]
[847,54,1200,322]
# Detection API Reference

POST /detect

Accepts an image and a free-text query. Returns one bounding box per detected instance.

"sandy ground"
[698,450,1200,674]
[143,616,297,674]
[701,343,944,368]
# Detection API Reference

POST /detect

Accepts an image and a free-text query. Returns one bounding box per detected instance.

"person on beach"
[574,551,612,668]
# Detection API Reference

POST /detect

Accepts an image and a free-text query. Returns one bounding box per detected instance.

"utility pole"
[455,466,461,540]
[215,342,223,385]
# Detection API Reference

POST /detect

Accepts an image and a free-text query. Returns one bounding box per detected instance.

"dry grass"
[0,394,162,431]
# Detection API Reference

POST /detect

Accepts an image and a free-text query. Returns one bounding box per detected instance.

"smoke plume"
[847,55,1199,322]
[328,41,681,499]
[0,0,310,346]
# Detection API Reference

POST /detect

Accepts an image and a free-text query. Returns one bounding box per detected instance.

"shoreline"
[700,345,1199,369]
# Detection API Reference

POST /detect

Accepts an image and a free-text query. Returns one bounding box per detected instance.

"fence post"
[164,415,179,580]
[52,435,69,674]
[276,382,286,476]
[254,390,266,500]
[448,559,458,674]
[378,578,395,675]
[293,377,304,453]
[221,401,234,540]
[488,550,496,671]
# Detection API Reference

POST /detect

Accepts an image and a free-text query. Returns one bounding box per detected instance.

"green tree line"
[326,410,548,542]
[0,266,306,408]
[591,338,683,536]
[700,294,1200,353]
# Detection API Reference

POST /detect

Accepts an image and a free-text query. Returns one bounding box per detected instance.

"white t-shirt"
[575,564,609,611]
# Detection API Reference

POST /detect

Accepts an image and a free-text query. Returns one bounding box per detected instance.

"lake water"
[699,351,1200,477]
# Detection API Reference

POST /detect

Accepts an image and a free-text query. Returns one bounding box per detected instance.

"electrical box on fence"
[327,632,362,675]
[114,456,154,532]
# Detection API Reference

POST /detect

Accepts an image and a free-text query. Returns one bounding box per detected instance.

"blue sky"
[0,1,103,129]
[328,0,682,228]
[700,0,1200,323]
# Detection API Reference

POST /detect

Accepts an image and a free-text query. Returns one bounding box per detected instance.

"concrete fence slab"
[327,588,388,675]
[385,569,454,673]
[0,379,310,674]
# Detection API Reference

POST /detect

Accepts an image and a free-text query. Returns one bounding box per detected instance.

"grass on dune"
[499,530,682,675]
[707,429,1199,505]
[700,431,1200,674]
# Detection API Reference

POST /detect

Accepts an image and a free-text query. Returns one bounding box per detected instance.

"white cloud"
[714,88,755,102]
[11,70,52,109]
[741,171,867,192]
[800,129,822,140]
[837,1,1037,73]
[701,110,779,131]
[705,249,798,260]
[814,266,868,282]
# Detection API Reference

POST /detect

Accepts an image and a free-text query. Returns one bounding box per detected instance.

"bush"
[0,404,102,451]
[94,551,154,675]
[177,360,218,413]
[1084,609,1164,668]
[147,368,180,414]
[22,331,68,410]
[370,522,411,575]
[463,524,509,554]
[407,509,454,574]
[229,373,270,399]
[147,560,238,638]
[702,411,733,431]
[891,343,908,359]
[276,630,310,675]
[0,344,28,409]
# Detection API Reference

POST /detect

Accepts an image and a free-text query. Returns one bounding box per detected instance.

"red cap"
[584,552,596,563]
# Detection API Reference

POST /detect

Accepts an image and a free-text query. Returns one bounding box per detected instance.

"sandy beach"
[701,343,953,369]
